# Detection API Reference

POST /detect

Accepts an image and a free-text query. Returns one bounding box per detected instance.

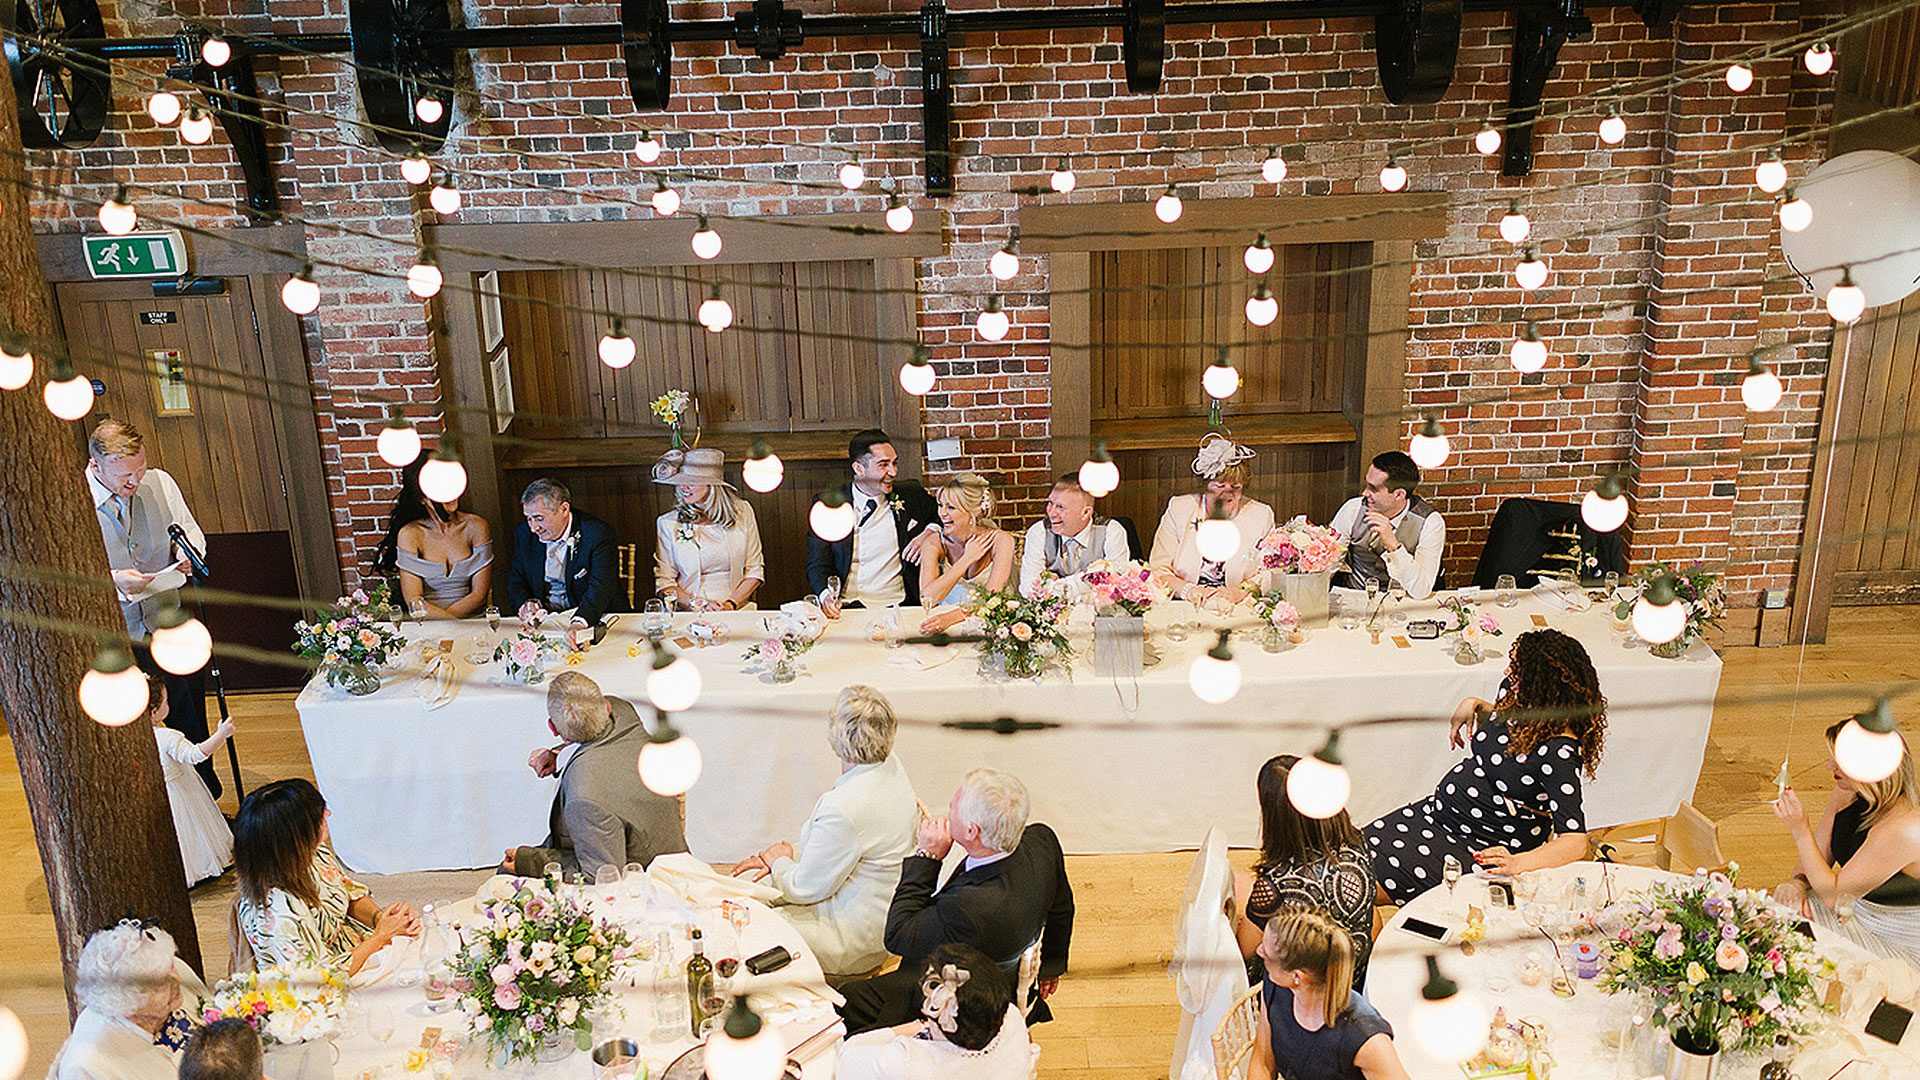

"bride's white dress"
[154,727,234,885]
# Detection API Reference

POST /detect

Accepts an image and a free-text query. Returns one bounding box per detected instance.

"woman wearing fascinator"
[651,447,765,611]
[1148,434,1277,608]
[837,943,1040,1080]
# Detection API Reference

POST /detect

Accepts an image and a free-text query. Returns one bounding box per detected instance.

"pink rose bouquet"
[1255,516,1346,574]
[1082,560,1157,617]
[453,877,631,1063]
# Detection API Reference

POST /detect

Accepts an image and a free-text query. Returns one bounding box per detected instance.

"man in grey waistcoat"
[1018,474,1132,597]
[85,418,221,795]
[1330,450,1447,600]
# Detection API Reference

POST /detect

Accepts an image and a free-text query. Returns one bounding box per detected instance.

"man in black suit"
[506,477,620,636]
[806,429,940,613]
[836,767,1074,1033]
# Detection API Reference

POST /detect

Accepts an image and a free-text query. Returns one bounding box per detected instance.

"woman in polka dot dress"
[1364,629,1607,904]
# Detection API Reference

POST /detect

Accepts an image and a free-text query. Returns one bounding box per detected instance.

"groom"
[806,429,939,613]
[506,477,620,635]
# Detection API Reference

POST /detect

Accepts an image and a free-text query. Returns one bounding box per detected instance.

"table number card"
[1531,614,1550,627]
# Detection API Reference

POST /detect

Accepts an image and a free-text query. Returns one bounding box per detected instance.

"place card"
[674,636,696,649]
[419,1027,441,1049]
[1392,636,1411,649]
[1531,614,1550,628]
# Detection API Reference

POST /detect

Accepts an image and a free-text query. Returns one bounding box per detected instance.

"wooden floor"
[4,606,1920,1078]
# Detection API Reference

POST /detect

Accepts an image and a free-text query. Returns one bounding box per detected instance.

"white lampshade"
[1826,273,1866,324]
[407,260,443,299]
[400,155,432,185]
[698,295,734,333]
[899,359,937,396]
[180,109,214,144]
[418,454,468,503]
[1499,206,1531,245]
[1203,362,1241,401]
[377,420,422,467]
[1411,987,1489,1062]
[98,193,136,235]
[647,656,703,712]
[1408,424,1449,469]
[703,1010,785,1080]
[1778,193,1812,233]
[44,372,94,420]
[1195,517,1241,563]
[0,344,32,390]
[1261,150,1287,183]
[1833,719,1904,784]
[428,183,462,215]
[1287,755,1351,818]
[1474,124,1502,156]
[0,1005,26,1080]
[1510,329,1547,374]
[1245,291,1278,327]
[1379,161,1408,192]
[885,201,914,233]
[1804,43,1834,76]
[414,97,444,124]
[282,272,320,315]
[151,615,213,675]
[976,301,1010,341]
[1755,157,1788,194]
[1598,113,1627,146]
[146,91,182,125]
[634,132,662,163]
[79,652,148,727]
[1154,188,1183,223]
[691,221,723,260]
[810,499,856,542]
[639,734,703,796]
[1742,368,1784,412]
[1631,592,1687,644]
[989,247,1019,282]
[1051,161,1077,192]
[1243,237,1275,275]
[838,159,866,190]
[200,37,231,67]
[652,184,680,217]
[1514,254,1549,291]
[1581,488,1629,533]
[1078,457,1119,498]
[1188,651,1242,705]
[742,452,784,493]
[598,328,636,369]
[1726,63,1754,92]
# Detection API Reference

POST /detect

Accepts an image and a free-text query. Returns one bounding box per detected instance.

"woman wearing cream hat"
[1147,434,1276,608]
[652,447,765,611]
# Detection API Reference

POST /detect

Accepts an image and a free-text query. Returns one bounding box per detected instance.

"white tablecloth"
[296,591,1722,873]
[1366,862,1920,1079]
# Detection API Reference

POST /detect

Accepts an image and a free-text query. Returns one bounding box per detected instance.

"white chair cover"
[1169,828,1245,1080]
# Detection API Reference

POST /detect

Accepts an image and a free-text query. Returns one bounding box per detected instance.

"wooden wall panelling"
[443,273,505,592]
[1048,252,1092,476]
[1875,296,1920,572]
[1794,319,1867,643]
[1838,298,1902,573]
[874,258,920,447]
[254,273,344,605]
[1359,240,1412,469]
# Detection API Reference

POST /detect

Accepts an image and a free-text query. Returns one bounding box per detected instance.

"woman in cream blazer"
[1149,434,1276,605]
[652,448,765,610]
[734,686,920,977]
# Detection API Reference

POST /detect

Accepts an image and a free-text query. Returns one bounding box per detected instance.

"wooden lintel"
[501,428,864,471]
[433,211,944,273]
[1092,411,1356,451]
[1018,193,1449,253]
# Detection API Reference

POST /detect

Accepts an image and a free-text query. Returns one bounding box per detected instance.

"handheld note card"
[1531,614,1549,628]
[1393,635,1412,649]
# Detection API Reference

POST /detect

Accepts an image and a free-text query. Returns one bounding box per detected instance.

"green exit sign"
[83,231,188,279]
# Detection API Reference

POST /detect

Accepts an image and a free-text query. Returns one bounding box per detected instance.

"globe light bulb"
[811,493,856,542]
[1050,159,1077,193]
[428,183,461,215]
[651,181,680,218]
[1245,286,1278,328]
[704,998,785,1080]
[1188,633,1241,705]
[406,256,442,299]
[79,648,147,726]
[1726,63,1754,92]
[0,340,33,391]
[1203,353,1241,400]
[639,731,703,796]
[598,322,636,369]
[180,108,214,145]
[1155,186,1184,224]
[839,157,866,190]
[1287,742,1351,819]
[1412,958,1489,1062]
[1598,111,1627,146]
[1078,449,1119,498]
[1833,705,1903,784]
[1474,123,1502,156]
[200,36,231,67]
[885,197,913,233]
[1510,323,1547,374]
[1196,516,1242,563]
[742,448,784,493]
[1741,356,1783,412]
[989,244,1019,282]
[1409,417,1449,469]
[634,131,662,164]
[146,91,182,125]
[281,267,321,315]
[899,350,937,396]
[414,96,444,124]
[1581,479,1630,533]
[376,415,422,467]
[150,608,212,675]
[647,654,702,712]
[1499,201,1531,244]
[976,297,1010,342]
[418,452,468,503]
[1514,249,1548,291]
[1804,43,1834,76]
[0,1006,26,1080]
[1261,147,1287,183]
[1755,154,1788,194]
[698,290,733,333]
[1778,190,1812,233]
[98,188,136,235]
[1244,233,1275,275]
[1631,577,1687,644]
[400,154,432,185]
[43,363,94,421]
[1827,269,1866,324]
[1379,158,1408,192]
[691,217,723,260]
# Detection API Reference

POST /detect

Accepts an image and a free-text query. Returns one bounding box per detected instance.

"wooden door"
[54,279,309,688]
[1823,290,1920,606]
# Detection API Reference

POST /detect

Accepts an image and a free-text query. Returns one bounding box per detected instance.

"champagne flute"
[485,605,501,632]
[823,575,842,609]
[1443,854,1463,896]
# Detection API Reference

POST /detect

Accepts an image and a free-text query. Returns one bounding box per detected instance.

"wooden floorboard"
[3,605,1917,1078]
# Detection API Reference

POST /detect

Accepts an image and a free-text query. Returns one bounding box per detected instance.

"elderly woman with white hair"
[733,685,919,977]
[46,922,193,1080]
[1148,434,1276,608]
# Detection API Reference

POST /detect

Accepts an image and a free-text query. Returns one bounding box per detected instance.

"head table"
[1365,862,1920,1080]
[295,590,1721,873]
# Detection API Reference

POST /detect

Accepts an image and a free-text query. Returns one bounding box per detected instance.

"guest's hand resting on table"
[730,855,769,879]
[919,608,968,635]
[373,902,419,944]
[916,815,954,861]
[1450,697,1494,749]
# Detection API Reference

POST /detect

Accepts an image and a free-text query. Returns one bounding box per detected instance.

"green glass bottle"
[685,928,714,1037]
[1758,1035,1792,1080]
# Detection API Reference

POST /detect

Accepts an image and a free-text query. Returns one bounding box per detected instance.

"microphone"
[168,524,211,580]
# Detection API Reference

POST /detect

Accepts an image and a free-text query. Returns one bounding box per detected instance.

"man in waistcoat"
[1018,474,1131,597]
[1330,450,1446,600]
[85,418,221,796]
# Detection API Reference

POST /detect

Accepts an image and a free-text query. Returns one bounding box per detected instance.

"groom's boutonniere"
[888,494,905,515]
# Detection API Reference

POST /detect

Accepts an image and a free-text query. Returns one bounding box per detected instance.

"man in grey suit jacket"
[506,672,688,878]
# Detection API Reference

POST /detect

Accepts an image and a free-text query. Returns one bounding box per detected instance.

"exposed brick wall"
[25,0,1840,623]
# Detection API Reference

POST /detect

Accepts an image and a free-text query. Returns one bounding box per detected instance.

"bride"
[917,474,1016,633]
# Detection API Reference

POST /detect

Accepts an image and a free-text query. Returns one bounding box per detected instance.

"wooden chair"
[1588,801,1729,874]
[1012,930,1045,1018]
[227,895,257,975]
[617,543,639,612]
[1210,984,1264,1080]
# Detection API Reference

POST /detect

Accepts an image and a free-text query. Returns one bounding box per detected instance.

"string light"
[1245,284,1278,328]
[1261,147,1287,183]
[809,490,855,542]
[417,449,468,503]
[150,605,212,675]
[838,155,866,191]
[281,265,321,315]
[1078,442,1119,498]
[146,91,182,125]
[0,336,32,391]
[98,186,136,235]
[1243,232,1275,275]
[976,296,1010,341]
[1473,121,1502,156]
[79,647,147,726]
[1826,268,1865,324]
[406,251,443,298]
[633,130,662,164]
[414,97,444,124]
[200,36,231,67]
[989,240,1020,282]
[0,1005,24,1080]
[1378,155,1407,193]
[1195,502,1242,563]
[1509,322,1547,374]
[691,216,723,260]
[1412,956,1489,1062]
[650,179,680,217]
[428,180,462,215]
[1630,573,1687,644]
[698,286,734,333]
[638,712,703,796]
[1598,106,1627,146]
[1288,731,1351,819]
[1754,151,1788,194]
[376,412,422,467]
[743,440,784,493]
[43,357,94,420]
[1777,189,1812,232]
[884,195,914,233]
[704,997,785,1080]
[1513,247,1548,291]
[1725,63,1754,92]
[1498,201,1531,244]
[1203,348,1240,426]
[1804,42,1834,76]
[1833,700,1903,784]
[180,107,213,145]
[1154,185,1184,224]
[1581,475,1630,533]
[646,647,702,712]
[1408,416,1449,469]
[1050,158,1077,193]
[899,346,937,396]
[1188,630,1242,705]
[1741,352,1783,412]
[400,152,432,185]
[598,319,636,369]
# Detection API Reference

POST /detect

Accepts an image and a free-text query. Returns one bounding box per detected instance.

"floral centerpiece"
[1614,561,1727,658]
[1253,517,1347,623]
[1599,868,1830,1058]
[202,964,349,1046]
[294,583,408,694]
[1441,596,1502,664]
[976,582,1073,679]
[1082,560,1157,617]
[1244,589,1304,652]
[650,389,695,448]
[493,628,563,684]
[452,876,633,1063]
[743,614,821,683]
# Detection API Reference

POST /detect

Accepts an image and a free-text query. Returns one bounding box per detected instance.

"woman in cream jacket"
[1149,434,1277,607]
[652,447,765,610]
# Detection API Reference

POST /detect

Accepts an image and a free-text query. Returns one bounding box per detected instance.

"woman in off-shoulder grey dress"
[373,456,494,617]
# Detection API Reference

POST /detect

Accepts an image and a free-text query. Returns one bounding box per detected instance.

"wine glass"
[484,605,501,632]
[1496,574,1520,608]
[1388,582,1409,624]
[1443,854,1463,895]
[368,1004,396,1045]
[821,575,842,610]
[595,863,621,904]
[623,861,650,901]
[642,598,669,638]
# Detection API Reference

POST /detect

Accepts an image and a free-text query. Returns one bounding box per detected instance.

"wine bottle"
[1758,1035,1793,1080]
[686,929,714,1037]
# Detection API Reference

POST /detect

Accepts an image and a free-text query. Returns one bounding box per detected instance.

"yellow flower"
[1685,962,1708,985]
[574,944,597,963]
[406,1048,430,1073]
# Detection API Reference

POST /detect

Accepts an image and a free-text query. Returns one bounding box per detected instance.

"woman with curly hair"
[1364,629,1606,903]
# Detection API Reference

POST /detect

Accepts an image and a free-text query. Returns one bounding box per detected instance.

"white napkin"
[647,852,782,906]
[1531,577,1592,611]
[887,645,959,671]
[348,932,423,989]
[413,652,458,709]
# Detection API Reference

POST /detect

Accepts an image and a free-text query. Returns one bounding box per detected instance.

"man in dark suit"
[506,477,620,634]
[806,429,940,613]
[837,767,1074,1033]
[505,671,688,878]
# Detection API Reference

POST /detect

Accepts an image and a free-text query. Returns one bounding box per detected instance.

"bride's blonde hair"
[937,474,996,530]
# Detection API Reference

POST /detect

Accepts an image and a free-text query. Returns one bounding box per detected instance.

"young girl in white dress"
[148,678,235,885]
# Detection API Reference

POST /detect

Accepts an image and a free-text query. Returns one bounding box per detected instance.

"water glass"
[623,861,650,901]
[595,864,622,903]
[1164,616,1193,642]
[642,598,670,638]
[464,632,493,666]
[592,1038,640,1080]
[1388,583,1409,624]
[543,860,563,884]
[1496,574,1520,608]
[484,605,501,632]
